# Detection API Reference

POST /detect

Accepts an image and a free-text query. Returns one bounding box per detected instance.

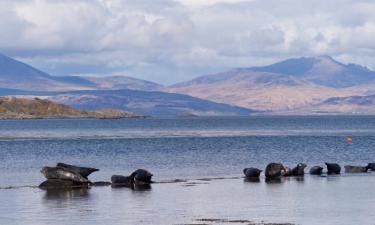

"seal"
[291,163,307,176]
[367,163,375,171]
[243,168,262,178]
[325,162,341,175]
[309,166,323,175]
[56,163,99,178]
[265,163,286,179]
[133,169,153,183]
[41,167,89,183]
[282,166,293,177]
[344,165,369,173]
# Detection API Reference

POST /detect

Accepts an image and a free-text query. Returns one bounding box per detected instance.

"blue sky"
[1,0,375,84]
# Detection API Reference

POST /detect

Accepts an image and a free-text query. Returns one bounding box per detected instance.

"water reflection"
[111,183,152,191]
[244,177,260,183]
[43,188,90,200]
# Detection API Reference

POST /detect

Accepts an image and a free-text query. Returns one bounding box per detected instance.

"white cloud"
[1,0,375,84]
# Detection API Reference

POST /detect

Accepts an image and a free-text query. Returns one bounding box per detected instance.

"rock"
[39,179,89,190]
[91,181,111,186]
[111,175,135,186]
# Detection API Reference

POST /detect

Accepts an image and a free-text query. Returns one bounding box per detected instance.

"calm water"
[0,116,374,225]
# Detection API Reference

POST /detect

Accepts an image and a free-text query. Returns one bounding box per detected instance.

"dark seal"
[344,165,369,173]
[41,167,89,183]
[367,163,375,171]
[133,169,153,183]
[291,163,307,176]
[56,163,99,178]
[243,168,262,178]
[265,163,286,179]
[309,166,323,175]
[325,162,341,175]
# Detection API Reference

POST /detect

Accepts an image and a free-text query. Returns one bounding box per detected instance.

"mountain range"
[1,53,375,115]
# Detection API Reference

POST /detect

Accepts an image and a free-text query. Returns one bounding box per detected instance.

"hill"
[0,97,138,119]
[167,56,375,112]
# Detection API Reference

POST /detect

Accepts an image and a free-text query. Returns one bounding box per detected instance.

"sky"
[1,0,375,84]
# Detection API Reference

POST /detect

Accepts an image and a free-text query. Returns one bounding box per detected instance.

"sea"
[0,116,374,225]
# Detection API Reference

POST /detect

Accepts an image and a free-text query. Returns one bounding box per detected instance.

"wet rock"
[39,179,89,190]
[91,181,111,186]
[111,175,135,186]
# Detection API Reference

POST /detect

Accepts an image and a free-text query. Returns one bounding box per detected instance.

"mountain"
[247,56,375,88]
[0,96,138,119]
[305,94,375,114]
[0,88,253,116]
[167,56,375,112]
[0,53,163,92]
[85,76,162,91]
[0,53,96,91]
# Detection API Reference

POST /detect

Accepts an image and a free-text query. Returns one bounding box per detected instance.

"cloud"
[0,0,375,84]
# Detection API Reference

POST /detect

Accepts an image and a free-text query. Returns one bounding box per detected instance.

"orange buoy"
[345,137,353,143]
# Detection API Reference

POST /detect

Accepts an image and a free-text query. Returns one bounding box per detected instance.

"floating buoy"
[345,137,353,143]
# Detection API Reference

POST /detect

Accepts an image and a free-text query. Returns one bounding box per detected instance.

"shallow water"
[0,116,375,225]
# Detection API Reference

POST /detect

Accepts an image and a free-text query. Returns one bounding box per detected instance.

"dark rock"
[111,174,135,186]
[91,181,111,186]
[39,179,89,190]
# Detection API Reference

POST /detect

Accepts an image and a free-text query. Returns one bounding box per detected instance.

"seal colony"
[39,162,375,190]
